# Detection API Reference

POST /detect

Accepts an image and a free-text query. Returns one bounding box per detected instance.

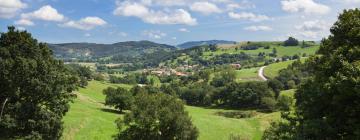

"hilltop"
[48,40,176,60]
[176,40,236,49]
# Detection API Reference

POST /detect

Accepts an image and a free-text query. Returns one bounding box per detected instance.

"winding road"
[258,66,268,81]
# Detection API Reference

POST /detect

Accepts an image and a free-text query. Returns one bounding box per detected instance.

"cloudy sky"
[0,0,359,45]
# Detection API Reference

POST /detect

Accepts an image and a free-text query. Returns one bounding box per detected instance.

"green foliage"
[213,81,276,110]
[115,93,198,140]
[267,79,284,98]
[103,87,133,112]
[211,67,236,87]
[0,27,77,139]
[66,64,93,87]
[283,37,299,46]
[263,8,360,139]
[216,111,258,119]
[276,95,293,111]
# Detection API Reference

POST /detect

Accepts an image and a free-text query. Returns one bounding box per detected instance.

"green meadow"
[62,81,281,140]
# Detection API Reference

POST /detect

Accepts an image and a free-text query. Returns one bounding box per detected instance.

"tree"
[263,9,360,139]
[267,79,284,98]
[115,93,198,140]
[283,37,299,46]
[211,67,236,87]
[0,27,77,139]
[103,87,133,113]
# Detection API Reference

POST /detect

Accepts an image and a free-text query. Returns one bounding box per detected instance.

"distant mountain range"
[48,40,176,59]
[176,40,237,49]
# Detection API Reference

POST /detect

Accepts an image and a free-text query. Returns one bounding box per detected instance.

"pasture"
[62,81,281,140]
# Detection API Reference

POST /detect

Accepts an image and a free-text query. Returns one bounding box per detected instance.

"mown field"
[62,81,282,140]
[263,58,307,79]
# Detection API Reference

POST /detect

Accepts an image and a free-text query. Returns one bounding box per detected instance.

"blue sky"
[0,0,359,45]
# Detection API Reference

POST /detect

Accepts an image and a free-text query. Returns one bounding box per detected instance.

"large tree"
[0,27,77,139]
[103,87,133,113]
[115,93,198,140]
[263,9,360,140]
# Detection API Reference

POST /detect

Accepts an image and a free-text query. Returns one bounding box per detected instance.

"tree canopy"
[263,8,360,140]
[0,27,77,139]
[115,93,198,140]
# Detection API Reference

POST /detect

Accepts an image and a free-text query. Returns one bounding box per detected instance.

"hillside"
[48,40,177,60]
[177,40,236,49]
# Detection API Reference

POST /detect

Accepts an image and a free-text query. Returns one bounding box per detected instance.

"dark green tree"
[211,68,236,87]
[115,93,198,140]
[0,27,77,139]
[284,37,299,46]
[103,87,133,113]
[263,9,360,140]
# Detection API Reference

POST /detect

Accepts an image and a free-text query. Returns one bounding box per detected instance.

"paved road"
[258,66,268,81]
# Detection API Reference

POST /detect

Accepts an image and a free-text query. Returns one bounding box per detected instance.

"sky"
[0,0,359,45]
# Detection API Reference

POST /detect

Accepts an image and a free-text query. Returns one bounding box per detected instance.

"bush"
[277,95,293,111]
[284,37,299,46]
[115,93,198,140]
[216,111,258,119]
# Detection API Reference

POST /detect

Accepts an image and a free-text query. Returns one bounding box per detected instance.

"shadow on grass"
[100,108,125,114]
[201,105,276,114]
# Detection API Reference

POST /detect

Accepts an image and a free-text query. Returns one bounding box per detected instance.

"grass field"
[204,45,319,58]
[235,67,262,82]
[62,81,280,140]
[187,106,280,140]
[263,58,307,79]
[263,61,295,79]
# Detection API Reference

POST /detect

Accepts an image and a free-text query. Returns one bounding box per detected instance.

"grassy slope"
[78,81,132,102]
[204,45,319,58]
[263,61,295,79]
[187,106,280,140]
[236,67,262,82]
[263,58,307,79]
[63,81,280,140]
[62,81,130,140]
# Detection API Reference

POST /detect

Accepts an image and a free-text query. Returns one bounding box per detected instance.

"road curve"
[258,66,268,81]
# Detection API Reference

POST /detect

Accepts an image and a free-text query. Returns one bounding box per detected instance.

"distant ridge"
[48,40,176,59]
[176,40,236,49]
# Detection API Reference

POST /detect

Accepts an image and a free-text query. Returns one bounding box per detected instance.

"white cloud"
[16,26,26,31]
[228,12,269,22]
[281,0,330,15]
[14,18,34,26]
[344,0,360,3]
[190,2,222,15]
[0,0,27,18]
[142,30,166,39]
[172,37,177,40]
[244,25,272,31]
[21,5,65,22]
[113,1,197,25]
[295,20,328,31]
[178,28,190,32]
[84,33,91,37]
[118,32,127,37]
[226,1,255,11]
[295,20,330,39]
[61,16,107,30]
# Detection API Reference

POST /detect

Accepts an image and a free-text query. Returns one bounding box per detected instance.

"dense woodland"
[0,8,359,140]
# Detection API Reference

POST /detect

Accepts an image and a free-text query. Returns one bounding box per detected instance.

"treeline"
[105,67,292,113]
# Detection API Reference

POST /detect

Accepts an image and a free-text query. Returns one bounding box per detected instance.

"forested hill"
[48,40,176,59]
[177,40,236,49]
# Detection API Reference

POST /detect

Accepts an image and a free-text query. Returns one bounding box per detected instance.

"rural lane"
[258,66,268,81]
